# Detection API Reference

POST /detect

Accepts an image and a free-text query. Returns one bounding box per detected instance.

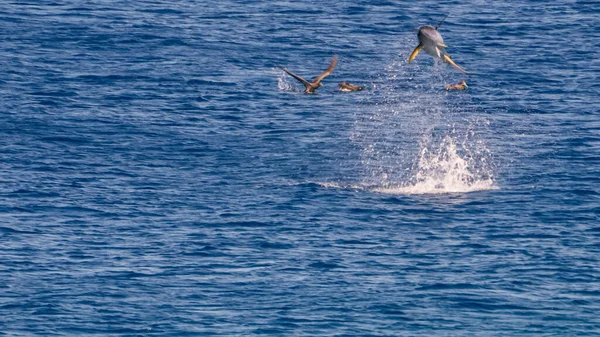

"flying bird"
[279,56,338,94]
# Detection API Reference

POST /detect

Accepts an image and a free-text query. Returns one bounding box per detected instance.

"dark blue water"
[1,1,599,335]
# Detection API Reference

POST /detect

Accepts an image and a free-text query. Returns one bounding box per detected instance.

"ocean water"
[1,1,599,336]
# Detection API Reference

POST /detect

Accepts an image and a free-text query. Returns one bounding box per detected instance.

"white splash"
[276,69,294,91]
[374,135,497,195]
[345,44,498,195]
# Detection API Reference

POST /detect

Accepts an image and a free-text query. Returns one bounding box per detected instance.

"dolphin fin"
[435,46,442,58]
[442,54,474,74]
[408,44,423,64]
[437,42,448,47]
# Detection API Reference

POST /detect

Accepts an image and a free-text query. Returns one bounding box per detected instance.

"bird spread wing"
[279,67,311,88]
[313,55,338,83]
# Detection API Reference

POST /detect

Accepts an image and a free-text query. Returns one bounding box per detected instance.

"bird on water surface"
[408,15,473,74]
[338,82,364,92]
[445,80,468,90]
[279,56,338,94]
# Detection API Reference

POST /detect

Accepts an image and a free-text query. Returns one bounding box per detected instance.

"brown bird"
[445,80,468,90]
[338,82,364,92]
[279,56,338,94]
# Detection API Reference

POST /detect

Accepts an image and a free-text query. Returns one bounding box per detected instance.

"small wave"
[314,181,365,190]
[317,179,496,195]
[373,179,497,195]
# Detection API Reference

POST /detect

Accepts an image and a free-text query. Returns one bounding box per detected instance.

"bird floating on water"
[445,80,468,90]
[408,15,473,74]
[279,56,338,94]
[338,82,364,92]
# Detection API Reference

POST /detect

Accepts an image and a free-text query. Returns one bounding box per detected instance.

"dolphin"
[408,15,473,74]
[279,56,338,94]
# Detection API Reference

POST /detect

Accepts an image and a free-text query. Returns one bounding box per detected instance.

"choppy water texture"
[1,1,600,336]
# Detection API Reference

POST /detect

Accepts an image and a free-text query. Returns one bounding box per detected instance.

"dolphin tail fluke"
[443,54,474,74]
[408,44,423,64]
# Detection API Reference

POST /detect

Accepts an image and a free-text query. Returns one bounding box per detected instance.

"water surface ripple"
[1,1,599,336]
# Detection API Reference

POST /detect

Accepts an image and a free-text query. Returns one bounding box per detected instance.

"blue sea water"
[1,0,599,335]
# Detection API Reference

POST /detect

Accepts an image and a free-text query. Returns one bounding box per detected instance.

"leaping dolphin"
[408,15,473,74]
[279,56,338,94]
